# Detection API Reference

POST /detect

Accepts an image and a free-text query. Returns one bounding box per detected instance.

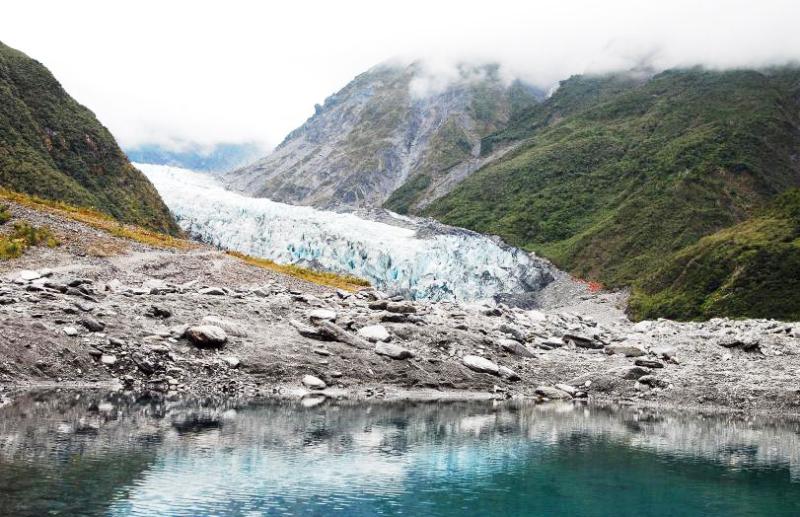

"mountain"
[0,41,178,234]
[628,188,800,321]
[125,141,265,173]
[225,62,542,209]
[424,67,800,319]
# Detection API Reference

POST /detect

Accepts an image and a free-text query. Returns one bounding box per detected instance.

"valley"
[1,4,800,512]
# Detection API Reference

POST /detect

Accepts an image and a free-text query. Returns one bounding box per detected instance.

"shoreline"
[5,381,800,422]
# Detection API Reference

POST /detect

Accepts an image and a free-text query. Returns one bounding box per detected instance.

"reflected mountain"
[1,391,799,516]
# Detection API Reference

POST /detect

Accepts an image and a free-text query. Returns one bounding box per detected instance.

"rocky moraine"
[1,200,799,414]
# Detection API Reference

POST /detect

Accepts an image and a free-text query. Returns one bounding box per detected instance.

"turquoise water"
[1,392,799,516]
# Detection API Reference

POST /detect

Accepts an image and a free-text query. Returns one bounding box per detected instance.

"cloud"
[1,0,798,149]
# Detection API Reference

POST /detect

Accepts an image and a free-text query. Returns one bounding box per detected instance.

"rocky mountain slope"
[0,41,178,234]
[224,62,800,320]
[1,196,799,413]
[225,62,541,209]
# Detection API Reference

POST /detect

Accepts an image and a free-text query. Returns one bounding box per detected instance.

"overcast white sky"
[2,0,799,150]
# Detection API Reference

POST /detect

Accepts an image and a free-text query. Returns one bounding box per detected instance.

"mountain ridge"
[225,61,542,209]
[229,62,800,320]
[0,41,179,234]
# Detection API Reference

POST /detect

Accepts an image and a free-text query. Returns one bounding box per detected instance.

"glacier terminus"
[139,163,555,302]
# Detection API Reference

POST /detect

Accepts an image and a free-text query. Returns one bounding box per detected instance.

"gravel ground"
[1,201,799,415]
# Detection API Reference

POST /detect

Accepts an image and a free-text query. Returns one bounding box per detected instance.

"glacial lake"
[1,392,799,516]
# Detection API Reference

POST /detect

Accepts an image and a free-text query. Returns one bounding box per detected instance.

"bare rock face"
[224,61,542,212]
[185,325,228,348]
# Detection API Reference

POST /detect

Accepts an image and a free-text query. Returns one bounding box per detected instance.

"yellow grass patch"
[0,187,194,250]
[226,250,370,291]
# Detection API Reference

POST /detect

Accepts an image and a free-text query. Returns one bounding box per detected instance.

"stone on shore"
[634,359,664,369]
[185,325,228,348]
[19,270,41,281]
[499,338,535,357]
[308,309,337,322]
[358,324,390,342]
[302,374,326,390]
[375,342,413,359]
[80,316,106,332]
[605,344,646,357]
[536,386,573,400]
[463,355,500,375]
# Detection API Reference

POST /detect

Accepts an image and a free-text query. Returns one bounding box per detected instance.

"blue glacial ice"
[138,163,554,302]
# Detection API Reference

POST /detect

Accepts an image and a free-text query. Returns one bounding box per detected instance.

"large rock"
[604,344,645,357]
[638,375,669,388]
[613,366,650,380]
[199,287,227,296]
[185,325,228,348]
[499,338,534,357]
[369,300,417,313]
[563,333,603,349]
[463,355,500,375]
[201,316,248,337]
[374,342,413,359]
[634,359,664,369]
[498,366,520,381]
[308,309,337,322]
[555,383,578,396]
[80,316,106,332]
[535,386,573,400]
[358,324,390,342]
[19,270,41,281]
[302,374,327,390]
[291,319,372,349]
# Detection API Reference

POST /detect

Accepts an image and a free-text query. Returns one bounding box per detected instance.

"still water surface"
[1,391,799,516]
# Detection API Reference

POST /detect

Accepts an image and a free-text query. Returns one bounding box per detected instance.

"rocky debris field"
[1,201,800,413]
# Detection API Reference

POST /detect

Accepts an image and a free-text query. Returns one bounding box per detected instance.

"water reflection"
[1,391,799,516]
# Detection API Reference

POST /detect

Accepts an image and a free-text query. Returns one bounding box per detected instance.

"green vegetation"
[384,174,432,214]
[424,67,800,319]
[0,204,59,259]
[0,41,179,234]
[629,189,800,321]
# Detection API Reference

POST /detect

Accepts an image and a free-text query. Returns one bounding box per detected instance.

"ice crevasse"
[139,163,554,302]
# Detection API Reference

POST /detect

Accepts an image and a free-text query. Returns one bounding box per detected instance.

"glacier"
[138,163,554,302]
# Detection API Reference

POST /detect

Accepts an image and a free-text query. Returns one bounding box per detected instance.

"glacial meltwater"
[1,392,799,517]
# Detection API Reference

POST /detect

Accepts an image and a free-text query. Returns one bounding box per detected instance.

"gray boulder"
[463,355,500,375]
[185,325,228,348]
[374,342,413,360]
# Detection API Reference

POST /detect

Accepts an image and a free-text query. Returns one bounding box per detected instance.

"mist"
[1,0,798,150]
